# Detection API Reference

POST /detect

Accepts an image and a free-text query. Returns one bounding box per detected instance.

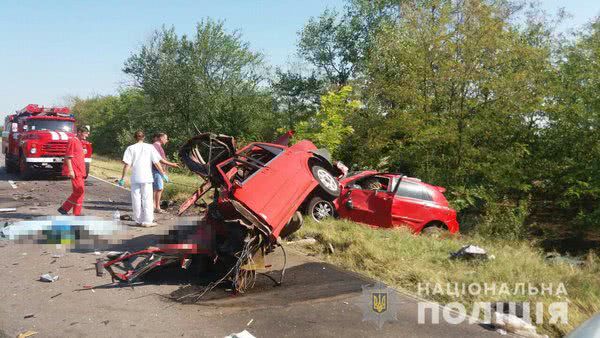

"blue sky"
[0,1,598,119]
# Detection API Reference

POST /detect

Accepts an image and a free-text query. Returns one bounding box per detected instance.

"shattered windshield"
[27,119,74,132]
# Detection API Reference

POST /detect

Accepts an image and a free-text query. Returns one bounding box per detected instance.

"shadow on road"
[169,261,365,306]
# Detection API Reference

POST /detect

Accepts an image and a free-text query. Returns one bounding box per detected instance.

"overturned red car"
[307,171,459,234]
[101,133,342,290]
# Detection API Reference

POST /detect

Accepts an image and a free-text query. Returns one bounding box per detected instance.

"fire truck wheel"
[5,157,17,174]
[18,156,33,180]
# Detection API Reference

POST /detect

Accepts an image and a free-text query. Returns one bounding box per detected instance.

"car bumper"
[26,157,92,163]
[446,218,460,233]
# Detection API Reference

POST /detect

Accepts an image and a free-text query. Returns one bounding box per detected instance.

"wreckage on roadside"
[100,132,343,295]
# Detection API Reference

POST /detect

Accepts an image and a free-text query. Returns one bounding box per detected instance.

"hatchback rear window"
[396,181,433,201]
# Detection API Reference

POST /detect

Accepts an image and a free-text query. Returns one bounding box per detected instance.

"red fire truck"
[2,104,92,179]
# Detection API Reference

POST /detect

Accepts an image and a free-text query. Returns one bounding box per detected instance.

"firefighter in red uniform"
[58,126,90,216]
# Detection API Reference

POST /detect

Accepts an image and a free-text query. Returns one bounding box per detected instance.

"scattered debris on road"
[492,311,543,337]
[225,330,256,338]
[327,242,335,254]
[449,245,488,260]
[160,200,175,209]
[50,293,62,299]
[24,314,35,319]
[119,214,132,221]
[39,273,59,282]
[16,330,37,338]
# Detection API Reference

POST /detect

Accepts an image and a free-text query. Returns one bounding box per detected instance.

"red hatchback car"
[310,171,459,234]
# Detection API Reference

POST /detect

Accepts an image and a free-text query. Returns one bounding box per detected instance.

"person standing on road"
[118,131,169,227]
[152,133,179,213]
[58,126,90,216]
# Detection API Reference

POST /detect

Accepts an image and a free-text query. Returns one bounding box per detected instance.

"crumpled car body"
[102,133,342,288]
[179,133,342,240]
[334,171,459,233]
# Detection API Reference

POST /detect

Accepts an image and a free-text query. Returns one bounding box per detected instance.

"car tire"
[306,196,335,222]
[279,211,304,238]
[310,164,340,197]
[421,223,448,236]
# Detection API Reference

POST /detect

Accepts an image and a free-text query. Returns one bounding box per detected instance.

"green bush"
[476,198,528,241]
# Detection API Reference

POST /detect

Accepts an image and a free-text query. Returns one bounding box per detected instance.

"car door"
[391,180,435,231]
[338,185,394,227]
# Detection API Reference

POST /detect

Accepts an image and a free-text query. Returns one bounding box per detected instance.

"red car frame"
[101,133,342,285]
[308,170,459,234]
[213,139,342,239]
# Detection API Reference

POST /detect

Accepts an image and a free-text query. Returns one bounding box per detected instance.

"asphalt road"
[0,153,502,338]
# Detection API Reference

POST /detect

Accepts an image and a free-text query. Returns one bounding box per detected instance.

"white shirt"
[123,142,162,184]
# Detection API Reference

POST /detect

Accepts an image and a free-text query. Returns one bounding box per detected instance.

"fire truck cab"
[2,104,92,179]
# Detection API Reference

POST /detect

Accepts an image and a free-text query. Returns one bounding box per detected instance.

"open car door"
[337,187,394,227]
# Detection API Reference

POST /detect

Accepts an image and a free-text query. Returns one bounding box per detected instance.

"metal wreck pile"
[99,132,343,297]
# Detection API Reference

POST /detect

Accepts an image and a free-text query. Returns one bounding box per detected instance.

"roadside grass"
[89,154,202,202]
[292,219,600,337]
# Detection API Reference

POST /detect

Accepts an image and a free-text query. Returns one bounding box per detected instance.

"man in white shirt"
[118,131,169,227]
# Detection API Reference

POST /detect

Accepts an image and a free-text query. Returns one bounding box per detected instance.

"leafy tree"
[270,67,325,130]
[69,89,149,156]
[363,0,554,195]
[297,1,400,85]
[295,85,358,157]
[537,17,600,225]
[123,20,273,146]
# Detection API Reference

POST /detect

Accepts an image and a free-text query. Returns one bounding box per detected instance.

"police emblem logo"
[356,282,400,329]
[372,292,388,314]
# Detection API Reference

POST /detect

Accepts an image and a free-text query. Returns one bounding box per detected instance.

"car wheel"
[421,223,448,236]
[310,164,340,197]
[306,196,335,222]
[279,211,304,238]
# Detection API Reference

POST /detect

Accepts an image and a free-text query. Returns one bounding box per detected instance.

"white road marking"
[89,174,129,191]
[8,180,17,189]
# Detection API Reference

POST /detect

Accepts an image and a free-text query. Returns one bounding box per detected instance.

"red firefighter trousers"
[61,176,85,215]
